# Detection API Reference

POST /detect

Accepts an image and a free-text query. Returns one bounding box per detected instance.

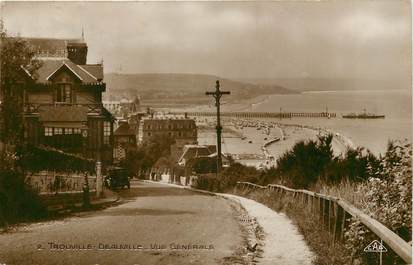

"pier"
[172,111,336,119]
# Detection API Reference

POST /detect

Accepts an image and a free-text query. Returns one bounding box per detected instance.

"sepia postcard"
[0,1,411,265]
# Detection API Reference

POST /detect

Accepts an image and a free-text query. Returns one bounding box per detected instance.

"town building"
[103,96,141,117]
[102,100,123,114]
[113,121,137,163]
[142,117,197,159]
[150,144,230,184]
[16,37,114,164]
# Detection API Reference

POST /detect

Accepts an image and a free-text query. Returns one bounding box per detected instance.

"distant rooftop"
[114,122,135,136]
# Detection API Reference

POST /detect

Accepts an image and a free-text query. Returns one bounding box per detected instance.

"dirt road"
[0,182,243,265]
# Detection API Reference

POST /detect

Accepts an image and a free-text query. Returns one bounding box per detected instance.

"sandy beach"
[159,94,356,168]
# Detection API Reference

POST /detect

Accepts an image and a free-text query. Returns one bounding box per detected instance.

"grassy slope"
[103,73,296,104]
[237,77,406,92]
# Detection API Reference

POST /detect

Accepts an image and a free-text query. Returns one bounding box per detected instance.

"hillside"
[103,73,296,104]
[237,78,408,92]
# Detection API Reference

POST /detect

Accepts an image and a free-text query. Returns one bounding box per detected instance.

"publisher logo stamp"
[364,240,387,253]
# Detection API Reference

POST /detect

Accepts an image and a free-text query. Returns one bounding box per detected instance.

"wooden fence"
[236,181,412,265]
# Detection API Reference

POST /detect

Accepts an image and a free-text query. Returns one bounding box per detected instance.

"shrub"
[259,134,380,189]
[194,162,260,192]
[192,157,217,174]
[344,140,412,264]
[0,151,47,227]
[122,134,175,174]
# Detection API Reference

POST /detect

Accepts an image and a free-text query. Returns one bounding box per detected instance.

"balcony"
[24,103,105,116]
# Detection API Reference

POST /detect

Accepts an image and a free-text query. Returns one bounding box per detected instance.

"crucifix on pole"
[206,80,230,177]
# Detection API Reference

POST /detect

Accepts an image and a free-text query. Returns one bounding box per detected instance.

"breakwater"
[173,111,336,119]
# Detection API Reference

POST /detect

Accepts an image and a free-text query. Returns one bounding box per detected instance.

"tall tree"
[0,21,41,146]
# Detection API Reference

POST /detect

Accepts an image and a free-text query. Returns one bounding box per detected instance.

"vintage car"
[104,167,130,190]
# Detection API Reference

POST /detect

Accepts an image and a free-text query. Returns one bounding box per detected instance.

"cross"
[206,80,230,177]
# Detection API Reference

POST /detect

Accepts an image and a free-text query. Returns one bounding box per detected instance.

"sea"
[222,89,412,156]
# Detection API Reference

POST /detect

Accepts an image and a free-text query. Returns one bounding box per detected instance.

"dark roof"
[38,105,88,122]
[39,106,115,123]
[32,59,62,82]
[31,59,103,84]
[178,145,213,164]
[23,37,82,53]
[102,107,116,121]
[114,123,135,136]
[80,65,103,81]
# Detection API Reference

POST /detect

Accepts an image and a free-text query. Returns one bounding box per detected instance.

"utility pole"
[206,80,230,177]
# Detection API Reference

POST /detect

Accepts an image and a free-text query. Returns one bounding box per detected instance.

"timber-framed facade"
[18,37,114,165]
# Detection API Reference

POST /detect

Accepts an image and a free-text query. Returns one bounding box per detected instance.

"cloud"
[1,1,410,82]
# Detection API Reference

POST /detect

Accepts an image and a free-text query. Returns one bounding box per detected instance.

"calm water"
[236,89,412,156]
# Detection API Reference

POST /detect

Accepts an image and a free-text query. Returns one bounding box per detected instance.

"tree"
[119,134,175,176]
[0,22,47,227]
[266,134,336,188]
[0,21,41,146]
[192,157,217,174]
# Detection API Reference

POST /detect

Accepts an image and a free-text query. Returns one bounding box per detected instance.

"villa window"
[44,127,53,136]
[56,83,72,103]
[54,128,63,135]
[104,121,111,145]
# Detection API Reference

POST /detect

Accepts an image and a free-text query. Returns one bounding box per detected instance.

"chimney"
[67,42,88,65]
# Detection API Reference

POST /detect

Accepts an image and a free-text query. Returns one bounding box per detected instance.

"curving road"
[0,181,243,265]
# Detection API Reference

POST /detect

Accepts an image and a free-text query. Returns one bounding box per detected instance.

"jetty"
[172,111,337,119]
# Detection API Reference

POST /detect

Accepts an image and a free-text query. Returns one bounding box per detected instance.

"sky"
[1,1,411,83]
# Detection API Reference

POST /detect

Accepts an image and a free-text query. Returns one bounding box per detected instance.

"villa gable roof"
[28,59,103,84]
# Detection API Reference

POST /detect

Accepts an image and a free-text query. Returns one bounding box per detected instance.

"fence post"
[340,210,348,241]
[328,199,331,233]
[319,197,323,224]
[311,195,314,214]
[323,198,327,227]
[323,199,330,231]
[96,161,102,198]
[332,202,338,244]
[335,205,344,241]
